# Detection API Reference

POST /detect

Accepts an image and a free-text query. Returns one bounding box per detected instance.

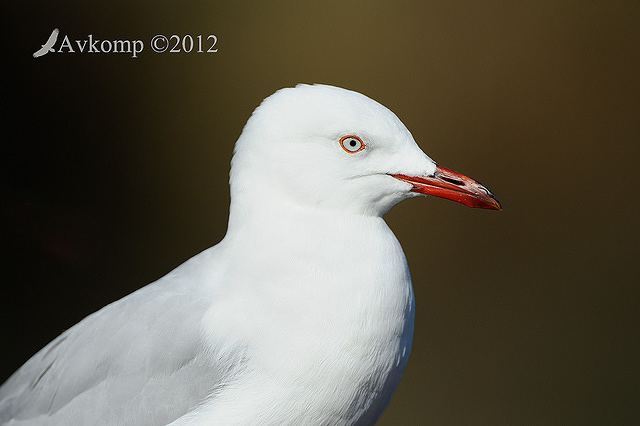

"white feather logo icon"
[33,28,59,58]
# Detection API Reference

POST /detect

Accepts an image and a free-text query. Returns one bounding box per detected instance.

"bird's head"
[229,84,500,219]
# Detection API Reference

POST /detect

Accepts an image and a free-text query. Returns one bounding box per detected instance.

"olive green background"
[2,1,638,424]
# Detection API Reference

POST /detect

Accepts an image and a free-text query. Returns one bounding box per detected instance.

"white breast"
[185,210,415,425]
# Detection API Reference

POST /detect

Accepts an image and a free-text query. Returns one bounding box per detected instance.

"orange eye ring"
[340,135,365,153]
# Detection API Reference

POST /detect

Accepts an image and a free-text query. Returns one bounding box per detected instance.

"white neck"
[195,198,415,424]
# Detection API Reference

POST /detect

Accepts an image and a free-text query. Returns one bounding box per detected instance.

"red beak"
[391,165,502,210]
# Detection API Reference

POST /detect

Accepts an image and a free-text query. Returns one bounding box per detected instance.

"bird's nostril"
[441,176,464,186]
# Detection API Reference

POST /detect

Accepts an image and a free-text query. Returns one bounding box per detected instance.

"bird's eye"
[340,135,365,153]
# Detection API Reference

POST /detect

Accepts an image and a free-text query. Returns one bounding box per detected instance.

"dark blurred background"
[2,1,638,424]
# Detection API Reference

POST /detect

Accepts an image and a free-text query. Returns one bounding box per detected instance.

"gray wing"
[32,46,49,58]
[0,248,230,425]
[44,29,59,48]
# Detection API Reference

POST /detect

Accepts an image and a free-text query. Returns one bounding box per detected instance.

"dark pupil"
[349,140,357,147]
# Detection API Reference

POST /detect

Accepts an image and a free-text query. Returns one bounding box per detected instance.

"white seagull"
[0,84,500,425]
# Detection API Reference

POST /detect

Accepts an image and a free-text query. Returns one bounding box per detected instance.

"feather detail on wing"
[0,248,241,425]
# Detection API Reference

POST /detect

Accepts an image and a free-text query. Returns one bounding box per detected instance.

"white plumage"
[0,84,499,425]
